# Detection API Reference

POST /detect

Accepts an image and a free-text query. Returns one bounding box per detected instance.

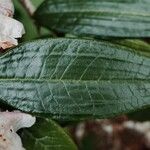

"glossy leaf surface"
[0,38,150,120]
[34,0,150,37]
[22,118,77,150]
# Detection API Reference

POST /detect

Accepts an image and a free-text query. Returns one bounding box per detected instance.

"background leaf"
[110,40,150,57]
[13,0,39,41]
[31,0,44,7]
[34,0,150,38]
[13,0,50,41]
[21,118,77,150]
[0,38,150,121]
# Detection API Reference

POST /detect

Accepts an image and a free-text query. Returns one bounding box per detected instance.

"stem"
[20,0,35,16]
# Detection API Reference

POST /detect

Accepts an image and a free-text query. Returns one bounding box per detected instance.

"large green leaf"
[34,0,150,38]
[22,118,77,150]
[0,38,150,120]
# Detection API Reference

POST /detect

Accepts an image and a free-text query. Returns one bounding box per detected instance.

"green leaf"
[21,118,77,150]
[110,40,150,57]
[31,0,44,7]
[34,0,150,38]
[0,38,150,121]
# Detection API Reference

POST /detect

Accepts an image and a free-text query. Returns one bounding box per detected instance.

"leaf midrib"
[0,78,150,83]
[37,10,150,17]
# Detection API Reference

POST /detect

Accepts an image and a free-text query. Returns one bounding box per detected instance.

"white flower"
[0,111,36,150]
[0,0,25,49]
[0,0,14,17]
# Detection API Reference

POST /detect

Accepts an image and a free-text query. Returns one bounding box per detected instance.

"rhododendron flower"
[0,0,25,49]
[0,0,14,17]
[0,111,36,150]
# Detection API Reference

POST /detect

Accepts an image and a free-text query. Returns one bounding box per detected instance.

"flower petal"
[0,0,25,50]
[0,111,36,150]
[0,0,14,17]
[0,14,25,38]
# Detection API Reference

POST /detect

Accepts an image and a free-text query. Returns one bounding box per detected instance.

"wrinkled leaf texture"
[0,38,150,121]
[34,0,150,38]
